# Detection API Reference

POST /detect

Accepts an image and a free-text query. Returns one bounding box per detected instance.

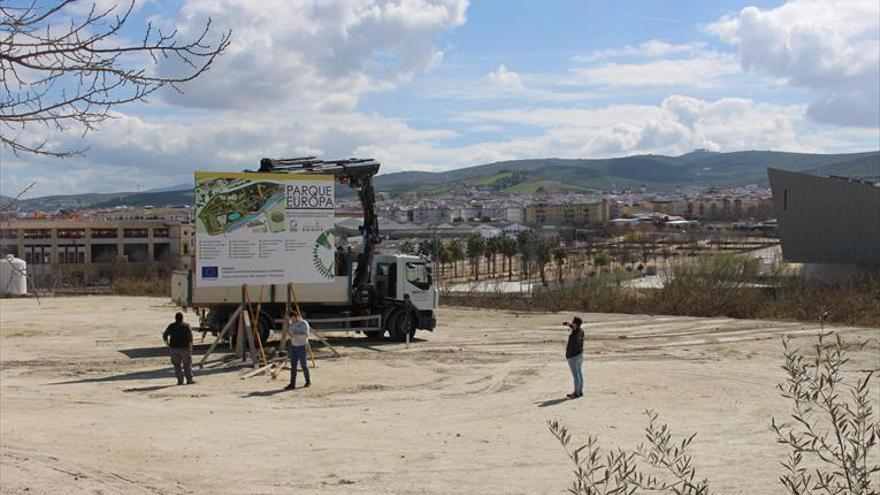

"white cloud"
[574,40,707,63]
[157,0,469,111]
[570,37,739,88]
[0,108,461,196]
[705,0,880,127]
[5,92,878,197]
[486,64,524,90]
[454,96,811,158]
[572,51,739,88]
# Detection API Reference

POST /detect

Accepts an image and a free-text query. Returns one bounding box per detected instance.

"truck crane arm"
[251,157,382,305]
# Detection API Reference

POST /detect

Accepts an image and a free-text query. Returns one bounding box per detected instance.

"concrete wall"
[768,168,880,264]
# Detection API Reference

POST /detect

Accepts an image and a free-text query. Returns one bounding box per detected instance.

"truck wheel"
[390,310,416,342]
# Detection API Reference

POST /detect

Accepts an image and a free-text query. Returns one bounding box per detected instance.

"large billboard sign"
[194,172,336,287]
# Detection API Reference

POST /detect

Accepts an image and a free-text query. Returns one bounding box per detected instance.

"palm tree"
[436,241,449,275]
[484,236,498,278]
[553,247,567,284]
[535,239,551,286]
[447,239,464,278]
[501,237,518,281]
[517,231,531,281]
[466,233,485,281]
[417,239,437,259]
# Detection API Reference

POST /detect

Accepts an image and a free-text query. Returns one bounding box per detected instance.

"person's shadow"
[241,389,290,398]
[535,397,570,408]
[122,384,177,393]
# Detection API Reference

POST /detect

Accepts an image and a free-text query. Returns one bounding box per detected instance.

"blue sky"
[1,0,878,196]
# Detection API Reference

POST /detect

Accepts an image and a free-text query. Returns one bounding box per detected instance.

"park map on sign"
[195,178,287,236]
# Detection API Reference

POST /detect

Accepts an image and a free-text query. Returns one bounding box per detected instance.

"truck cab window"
[405,262,431,290]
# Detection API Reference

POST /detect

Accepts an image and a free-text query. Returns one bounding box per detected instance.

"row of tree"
[399,233,613,285]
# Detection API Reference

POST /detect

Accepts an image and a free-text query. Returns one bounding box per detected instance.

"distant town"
[0,176,778,289]
[3,147,879,296]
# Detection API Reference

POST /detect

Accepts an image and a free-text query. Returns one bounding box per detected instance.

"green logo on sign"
[312,228,335,280]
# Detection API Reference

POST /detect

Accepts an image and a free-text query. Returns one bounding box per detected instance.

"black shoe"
[566,392,576,399]
[303,381,311,388]
[177,380,184,386]
[284,383,296,390]
[186,380,196,385]
[574,392,583,398]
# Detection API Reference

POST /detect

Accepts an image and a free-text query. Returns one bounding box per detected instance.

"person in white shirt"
[284,311,311,390]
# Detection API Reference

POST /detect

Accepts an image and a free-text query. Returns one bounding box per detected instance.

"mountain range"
[374,149,879,195]
[2,150,877,211]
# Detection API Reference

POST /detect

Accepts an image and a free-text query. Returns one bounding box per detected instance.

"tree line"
[397,232,613,286]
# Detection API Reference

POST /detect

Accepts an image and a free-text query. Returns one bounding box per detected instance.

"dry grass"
[445,255,880,328]
[110,277,170,297]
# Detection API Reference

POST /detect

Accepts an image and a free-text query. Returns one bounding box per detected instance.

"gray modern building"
[767,168,880,280]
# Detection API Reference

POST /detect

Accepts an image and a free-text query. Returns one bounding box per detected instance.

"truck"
[171,157,438,343]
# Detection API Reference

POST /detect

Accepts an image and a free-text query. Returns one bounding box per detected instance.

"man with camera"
[564,316,584,399]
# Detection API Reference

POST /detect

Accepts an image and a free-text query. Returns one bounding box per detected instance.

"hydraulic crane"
[252,156,381,306]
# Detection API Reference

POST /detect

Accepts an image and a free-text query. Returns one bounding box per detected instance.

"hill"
[91,190,193,208]
[11,192,132,212]
[374,150,880,194]
[144,183,191,193]
[5,150,878,211]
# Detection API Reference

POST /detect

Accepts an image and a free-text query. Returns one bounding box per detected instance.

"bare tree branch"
[0,0,231,157]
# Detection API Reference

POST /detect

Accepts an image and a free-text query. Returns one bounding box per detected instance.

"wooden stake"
[241,359,286,379]
[252,286,267,365]
[310,330,341,358]
[306,341,317,368]
[243,286,267,366]
[235,310,244,358]
[241,361,273,379]
[279,283,291,350]
[270,361,290,380]
[198,306,241,368]
[270,360,290,380]
[242,310,259,368]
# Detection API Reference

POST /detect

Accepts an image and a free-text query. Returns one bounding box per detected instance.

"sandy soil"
[1,296,877,494]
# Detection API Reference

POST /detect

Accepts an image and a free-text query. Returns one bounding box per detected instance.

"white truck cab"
[373,253,438,333]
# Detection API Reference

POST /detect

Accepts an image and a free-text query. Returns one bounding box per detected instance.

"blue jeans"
[288,344,310,385]
[567,355,583,394]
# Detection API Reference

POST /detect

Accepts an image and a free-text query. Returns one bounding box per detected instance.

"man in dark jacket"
[564,316,584,398]
[163,312,195,385]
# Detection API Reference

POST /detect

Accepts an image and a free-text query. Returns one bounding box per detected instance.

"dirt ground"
[1,296,877,494]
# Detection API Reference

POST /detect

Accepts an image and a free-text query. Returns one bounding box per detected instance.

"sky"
[2,0,879,196]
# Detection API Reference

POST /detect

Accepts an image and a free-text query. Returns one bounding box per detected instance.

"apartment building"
[0,220,184,282]
[524,200,610,226]
[685,196,772,220]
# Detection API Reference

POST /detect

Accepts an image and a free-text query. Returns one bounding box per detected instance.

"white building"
[476,225,503,239]
[502,223,532,238]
